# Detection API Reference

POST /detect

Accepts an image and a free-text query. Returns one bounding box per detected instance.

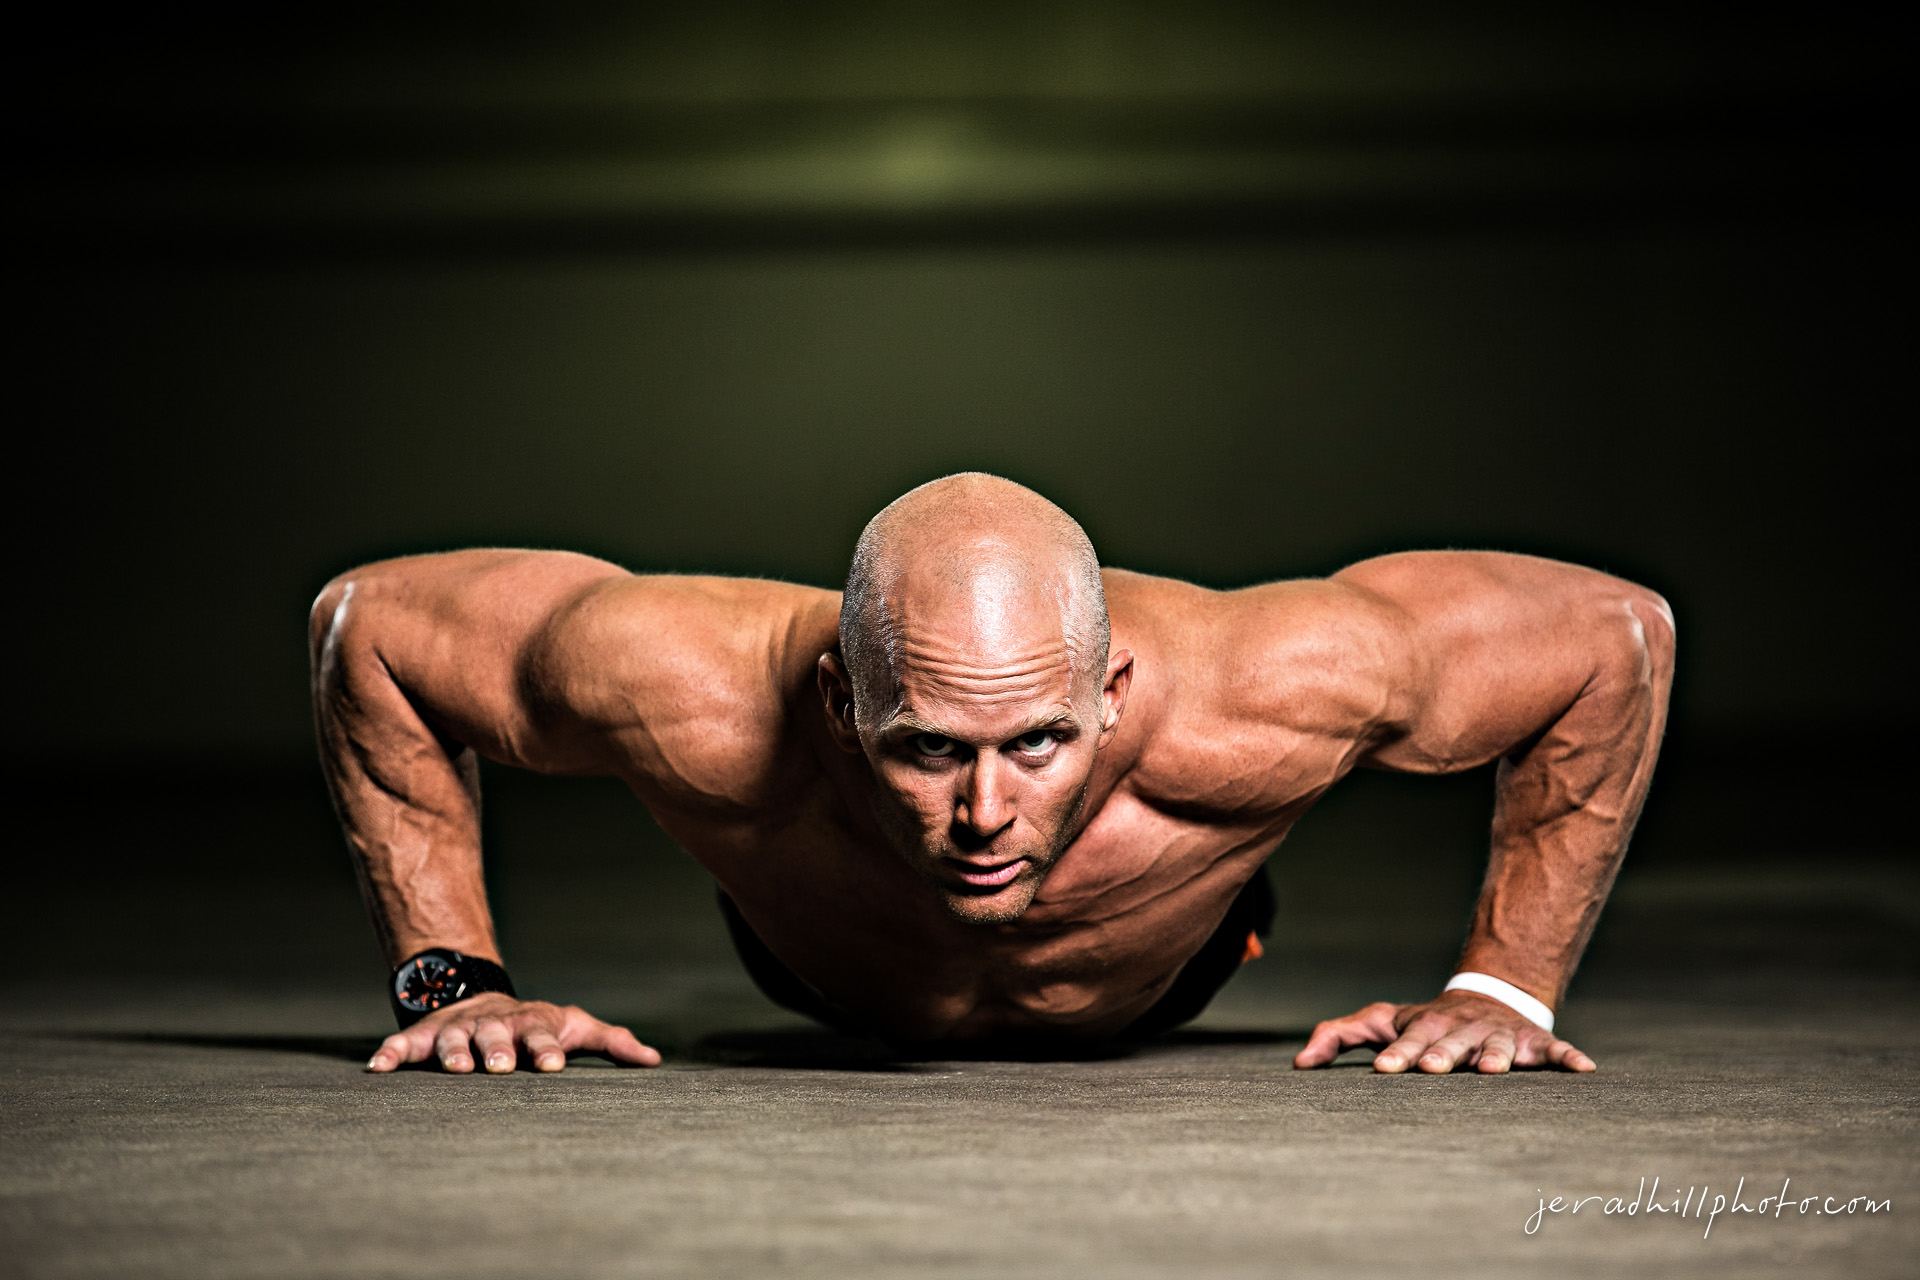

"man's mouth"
[945,856,1029,890]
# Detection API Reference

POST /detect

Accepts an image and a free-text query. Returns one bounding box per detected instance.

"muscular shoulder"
[1104,568,1417,814]
[528,575,840,809]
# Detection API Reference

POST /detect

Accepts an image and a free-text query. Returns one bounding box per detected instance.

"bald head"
[840,474,1109,728]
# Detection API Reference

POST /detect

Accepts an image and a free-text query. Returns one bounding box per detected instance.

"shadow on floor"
[49,1026,1310,1073]
[68,1031,386,1063]
[680,1024,1311,1071]
[62,1031,664,1073]
[1147,1027,1305,1048]
[682,1029,938,1072]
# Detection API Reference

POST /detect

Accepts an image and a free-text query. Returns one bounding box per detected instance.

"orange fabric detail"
[1240,930,1264,964]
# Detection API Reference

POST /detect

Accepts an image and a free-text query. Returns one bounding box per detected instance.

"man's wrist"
[390,949,517,1028]
[1443,971,1555,1031]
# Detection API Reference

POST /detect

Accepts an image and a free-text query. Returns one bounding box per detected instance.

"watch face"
[393,953,471,1015]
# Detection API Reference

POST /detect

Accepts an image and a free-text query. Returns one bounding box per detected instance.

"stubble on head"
[834,473,1116,925]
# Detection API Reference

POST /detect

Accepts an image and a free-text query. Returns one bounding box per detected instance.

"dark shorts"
[717,864,1276,1043]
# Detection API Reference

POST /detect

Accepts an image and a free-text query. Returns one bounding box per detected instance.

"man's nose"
[956,752,1016,837]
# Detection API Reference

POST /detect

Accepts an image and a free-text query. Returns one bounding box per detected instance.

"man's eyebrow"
[878,709,1079,740]
[1009,710,1078,736]
[877,712,948,737]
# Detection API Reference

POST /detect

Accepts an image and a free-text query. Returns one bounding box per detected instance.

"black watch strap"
[390,948,518,1029]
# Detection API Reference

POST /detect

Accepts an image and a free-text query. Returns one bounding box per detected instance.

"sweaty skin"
[312,476,1673,1076]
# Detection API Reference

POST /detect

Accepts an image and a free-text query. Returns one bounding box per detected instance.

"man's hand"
[365,992,662,1074]
[1292,992,1596,1074]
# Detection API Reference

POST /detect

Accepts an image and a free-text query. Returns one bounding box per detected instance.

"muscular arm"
[310,550,665,1073]
[309,549,630,966]
[310,549,828,1073]
[1287,551,1675,1072]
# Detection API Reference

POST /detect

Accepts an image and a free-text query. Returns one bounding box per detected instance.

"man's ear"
[817,652,864,754]
[1098,648,1134,747]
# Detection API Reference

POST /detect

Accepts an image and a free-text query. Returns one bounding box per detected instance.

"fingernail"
[365,1055,383,1069]
[487,1054,511,1070]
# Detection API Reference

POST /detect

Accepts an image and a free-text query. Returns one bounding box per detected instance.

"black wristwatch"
[389,948,518,1028]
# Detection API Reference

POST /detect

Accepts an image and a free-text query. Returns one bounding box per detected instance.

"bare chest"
[657,785,1290,1044]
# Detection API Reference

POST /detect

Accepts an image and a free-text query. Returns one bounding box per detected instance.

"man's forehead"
[883,583,1079,684]
[882,549,1076,647]
[877,683,1081,743]
[851,533,1101,734]
[874,597,1085,739]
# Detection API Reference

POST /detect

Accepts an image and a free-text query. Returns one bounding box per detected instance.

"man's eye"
[1014,732,1055,752]
[912,734,957,758]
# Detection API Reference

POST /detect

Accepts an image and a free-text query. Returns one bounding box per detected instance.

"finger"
[579,1023,662,1068]
[1292,1022,1350,1069]
[472,1017,517,1074]
[521,1030,567,1073]
[366,1029,430,1073]
[1293,1003,1401,1069]
[435,1023,475,1074]
[1373,1018,1447,1074]
[595,1025,662,1067]
[1475,1028,1517,1074]
[559,1008,662,1067]
[1547,1038,1597,1072]
[1417,1023,1491,1074]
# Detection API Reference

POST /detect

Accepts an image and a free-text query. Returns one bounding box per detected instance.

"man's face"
[825,573,1128,925]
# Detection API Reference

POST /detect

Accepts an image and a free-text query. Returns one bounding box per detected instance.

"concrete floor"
[3,770,1914,1278]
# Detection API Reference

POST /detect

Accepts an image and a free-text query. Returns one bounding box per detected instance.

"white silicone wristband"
[1443,972,1555,1032]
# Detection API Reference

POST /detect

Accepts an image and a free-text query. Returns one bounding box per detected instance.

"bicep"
[522,575,830,805]
[312,549,631,772]
[1330,552,1672,774]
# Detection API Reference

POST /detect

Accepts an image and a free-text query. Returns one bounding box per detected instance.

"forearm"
[325,744,498,968]
[1456,598,1673,1007]
[313,628,501,967]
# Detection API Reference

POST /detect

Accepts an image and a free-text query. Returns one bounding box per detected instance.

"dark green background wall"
[11,2,1911,759]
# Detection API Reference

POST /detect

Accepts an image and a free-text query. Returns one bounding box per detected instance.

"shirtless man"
[312,474,1673,1077]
